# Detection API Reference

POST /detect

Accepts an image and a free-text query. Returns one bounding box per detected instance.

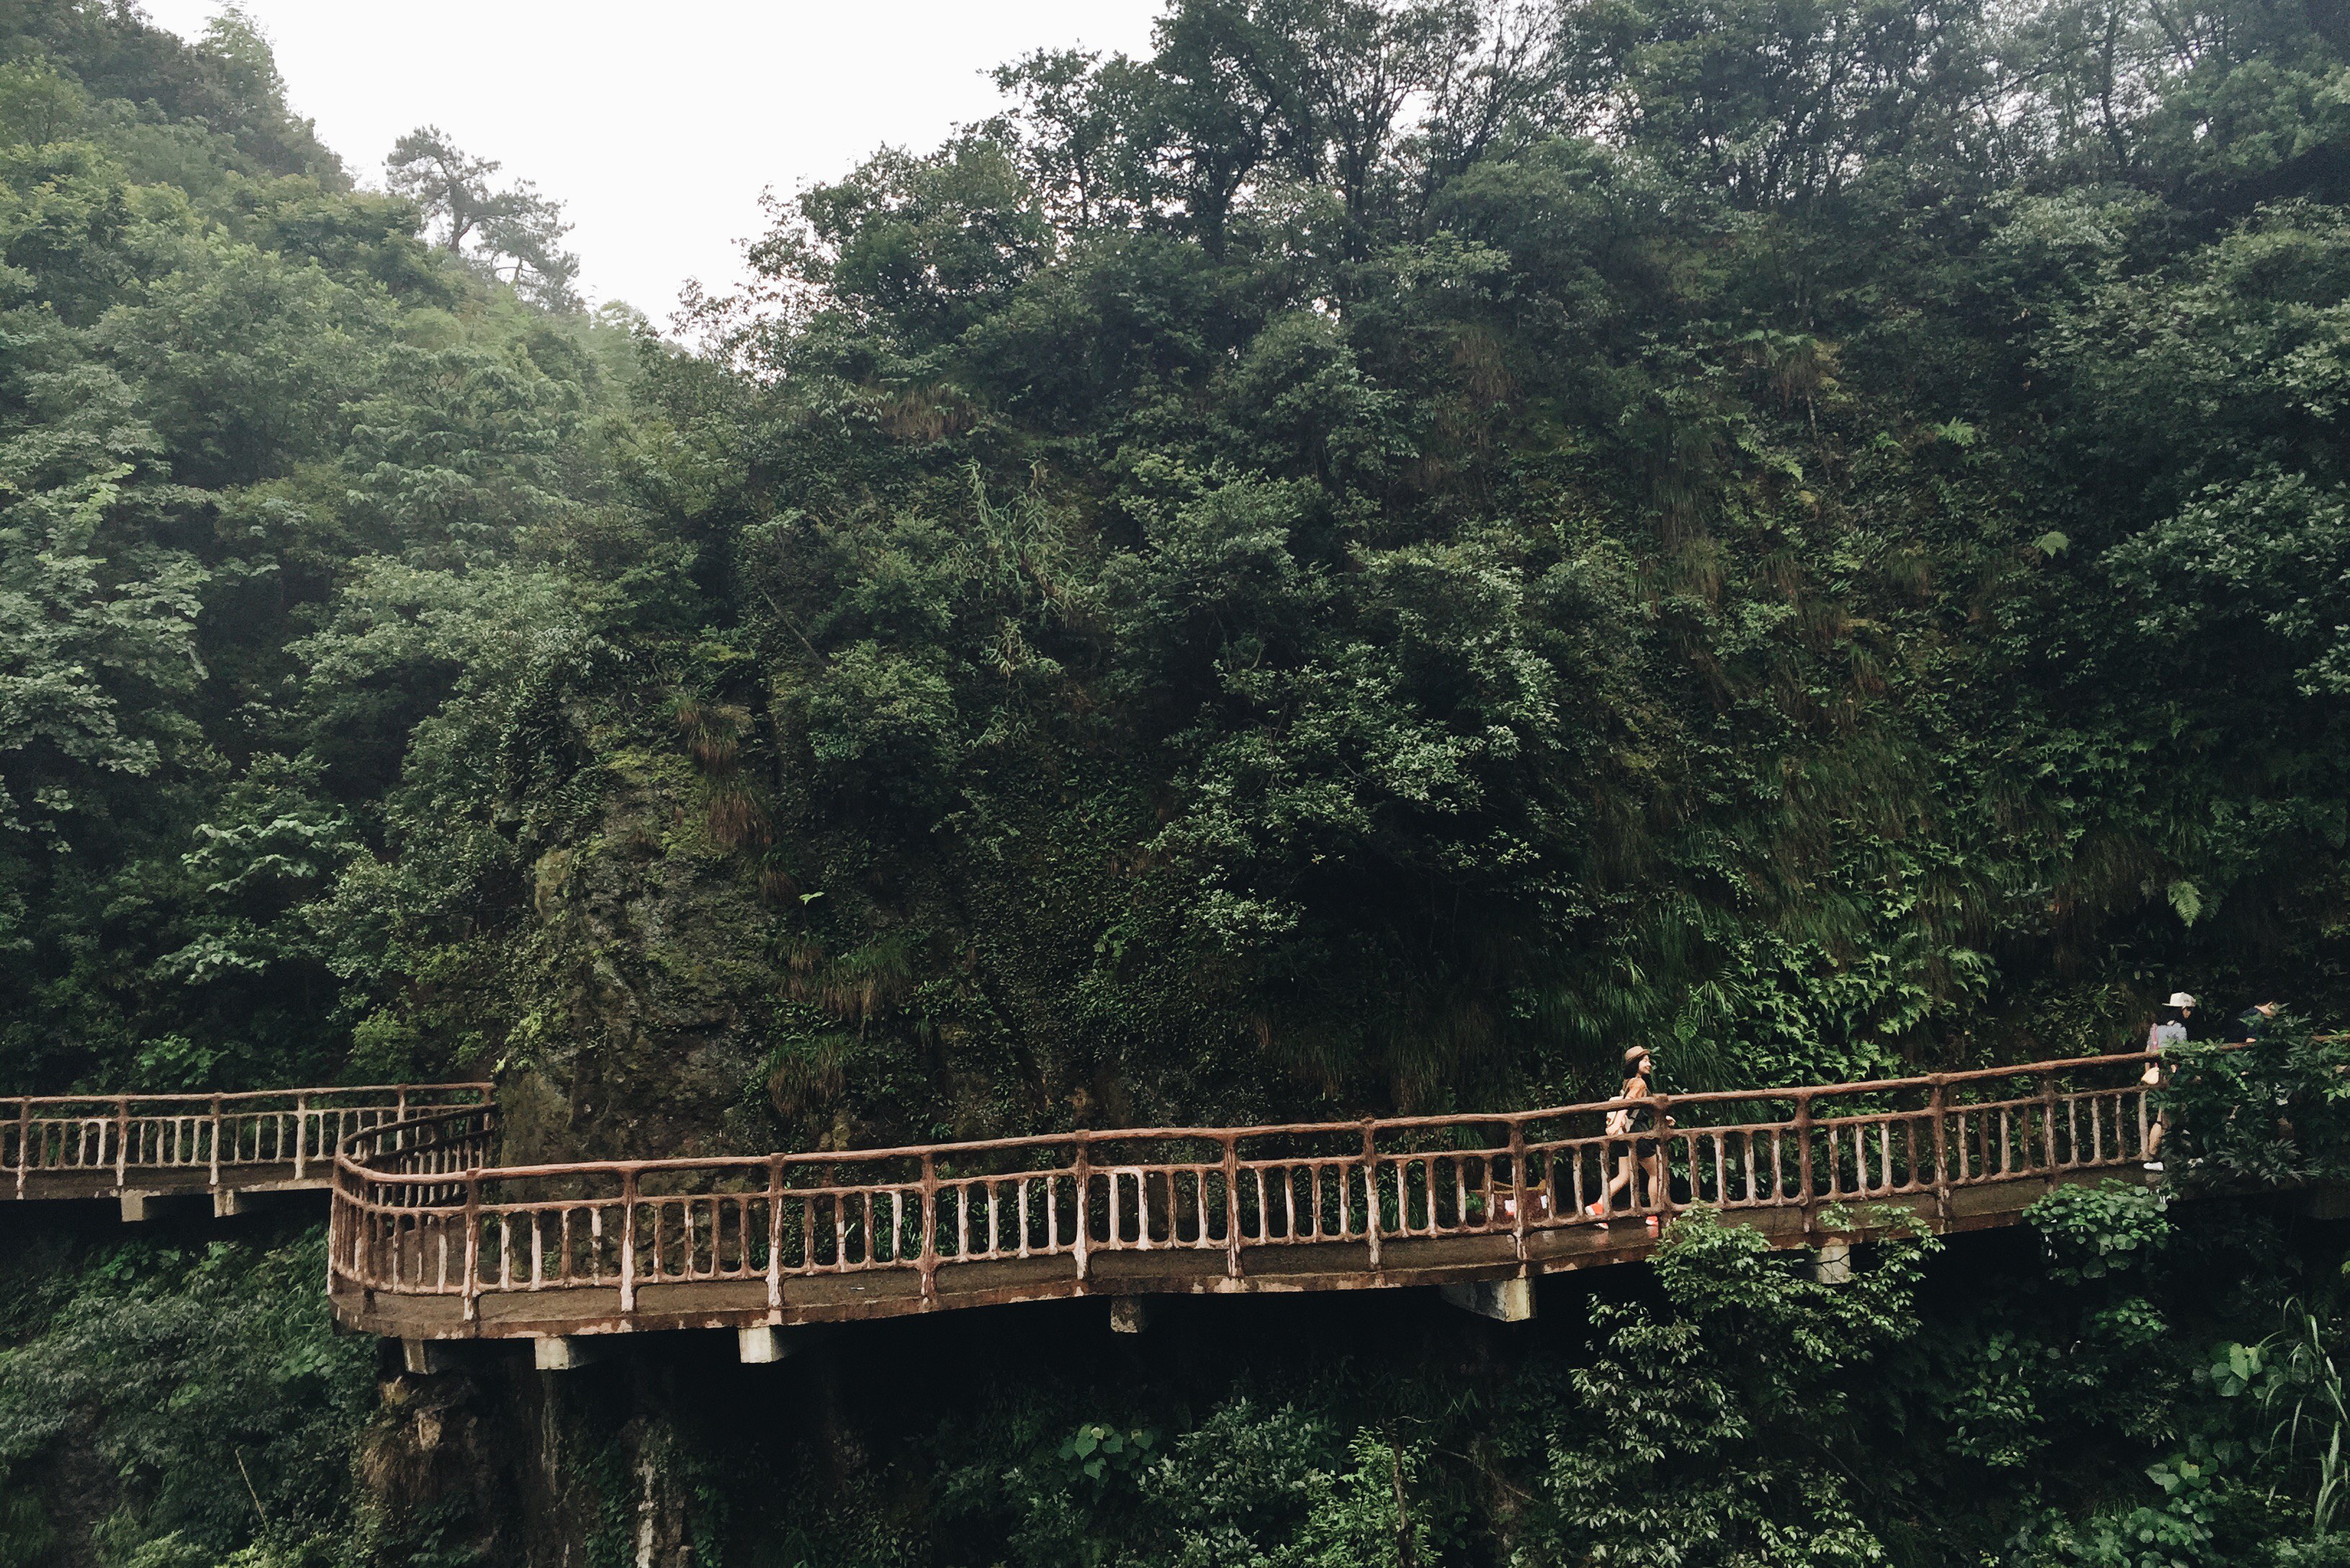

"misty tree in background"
[385,125,581,310]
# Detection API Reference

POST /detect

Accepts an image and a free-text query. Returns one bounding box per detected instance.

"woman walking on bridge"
[1588,1047,1665,1232]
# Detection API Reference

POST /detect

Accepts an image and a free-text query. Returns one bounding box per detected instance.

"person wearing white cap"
[2142,991,2195,1171]
[2149,992,2197,1053]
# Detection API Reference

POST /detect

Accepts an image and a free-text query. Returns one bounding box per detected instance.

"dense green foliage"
[0,1222,372,1568]
[5,0,2350,1563]
[13,0,2350,1147]
[0,0,642,1106]
[13,1191,2350,1568]
[4,0,2348,1143]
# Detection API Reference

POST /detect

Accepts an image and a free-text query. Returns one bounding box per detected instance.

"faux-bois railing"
[331,1053,2158,1327]
[6,1083,495,1197]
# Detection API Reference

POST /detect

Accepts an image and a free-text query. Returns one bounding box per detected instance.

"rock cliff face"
[361,1353,703,1568]
[460,692,1277,1171]
[487,742,790,1168]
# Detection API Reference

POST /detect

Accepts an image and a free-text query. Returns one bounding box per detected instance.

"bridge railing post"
[325,1155,343,1294]
[1930,1076,1950,1220]
[1223,1134,1243,1280]
[767,1155,785,1314]
[919,1152,940,1306]
[293,1093,310,1181]
[2040,1070,2061,1173]
[462,1169,481,1324]
[1794,1091,1815,1232]
[1508,1119,1529,1264]
[13,1099,27,1197]
[1651,1094,1676,1221]
[209,1095,223,1188]
[114,1096,127,1189]
[619,1168,639,1316]
[1361,1121,1382,1278]
[1072,1132,1091,1285]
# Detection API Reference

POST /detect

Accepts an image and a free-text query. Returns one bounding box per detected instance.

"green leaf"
[2033,530,2071,557]
[2167,879,2203,926]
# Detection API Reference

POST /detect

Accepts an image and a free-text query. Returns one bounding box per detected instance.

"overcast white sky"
[136,1,1166,323]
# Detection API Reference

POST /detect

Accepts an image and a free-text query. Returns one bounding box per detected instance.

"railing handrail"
[3,1082,494,1113]
[6,1083,498,1194]
[328,1050,2210,1330]
[336,1051,2164,1185]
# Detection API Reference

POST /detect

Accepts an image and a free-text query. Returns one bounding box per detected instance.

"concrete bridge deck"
[342,1166,2114,1343]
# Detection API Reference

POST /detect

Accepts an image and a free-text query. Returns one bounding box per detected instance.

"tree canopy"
[2,1,2350,1565]
[0,0,2344,1150]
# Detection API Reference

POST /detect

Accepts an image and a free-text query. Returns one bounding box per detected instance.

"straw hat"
[2166,992,2197,1009]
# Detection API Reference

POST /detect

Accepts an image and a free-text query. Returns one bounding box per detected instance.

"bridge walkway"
[329,1052,2167,1346]
[3,1085,492,1217]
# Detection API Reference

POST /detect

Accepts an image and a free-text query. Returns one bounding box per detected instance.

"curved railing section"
[331,1053,2160,1330]
[5,1083,495,1197]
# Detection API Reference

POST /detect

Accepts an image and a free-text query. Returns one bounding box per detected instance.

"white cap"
[2167,991,2197,1009]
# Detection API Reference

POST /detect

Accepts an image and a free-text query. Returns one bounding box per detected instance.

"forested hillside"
[11,0,2350,1159]
[4,0,2350,1562]
[0,0,640,1117]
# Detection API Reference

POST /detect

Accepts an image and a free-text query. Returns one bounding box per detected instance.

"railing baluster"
[1795,1093,1816,1226]
[317,1053,2197,1340]
[619,1170,638,1313]
[1072,1132,1091,1283]
[462,1172,481,1323]
[1508,1122,1529,1263]
[767,1156,785,1307]
[1225,1136,1243,1278]
[919,1154,939,1303]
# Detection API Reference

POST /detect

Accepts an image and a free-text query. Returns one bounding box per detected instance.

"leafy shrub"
[2157,1029,2350,1188]
[0,1230,373,1565]
[2027,1181,2173,1285]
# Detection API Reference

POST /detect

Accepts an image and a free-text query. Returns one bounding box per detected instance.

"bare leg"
[1590,1151,1637,1217]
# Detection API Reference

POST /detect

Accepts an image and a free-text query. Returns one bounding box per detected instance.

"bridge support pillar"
[1811,1241,1853,1285]
[532,1335,610,1372]
[117,1191,151,1223]
[1109,1299,1151,1334]
[211,1189,244,1218]
[738,1326,798,1364]
[401,1340,462,1375]
[1439,1277,1535,1323]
